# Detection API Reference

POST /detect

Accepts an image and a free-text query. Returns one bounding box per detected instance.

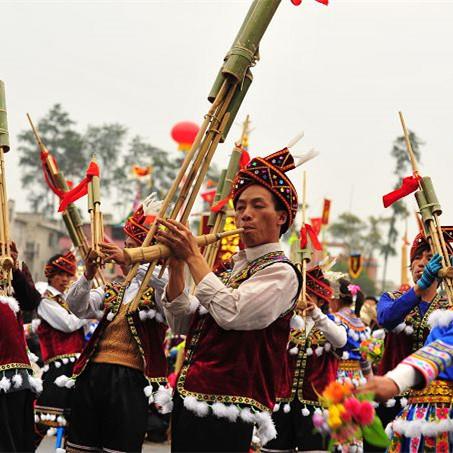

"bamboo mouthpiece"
[124,228,244,264]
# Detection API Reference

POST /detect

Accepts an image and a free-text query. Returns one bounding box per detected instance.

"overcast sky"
[2,0,453,286]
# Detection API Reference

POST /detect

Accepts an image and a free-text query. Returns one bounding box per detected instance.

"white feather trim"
[139,310,147,321]
[392,323,406,334]
[428,309,453,328]
[239,407,256,424]
[198,305,208,316]
[342,351,350,360]
[155,312,164,323]
[54,361,61,369]
[283,403,291,413]
[273,403,280,413]
[54,375,70,388]
[315,346,324,357]
[306,347,313,356]
[144,385,153,398]
[28,351,39,363]
[290,314,305,331]
[211,402,230,419]
[12,374,23,388]
[324,342,332,352]
[185,396,209,417]
[62,358,69,365]
[106,311,114,321]
[43,365,49,373]
[372,329,386,340]
[65,379,75,389]
[399,397,408,407]
[154,386,172,407]
[223,404,240,422]
[301,406,310,416]
[404,325,414,335]
[385,398,396,408]
[0,376,11,392]
[254,411,277,446]
[0,296,19,314]
[289,346,299,355]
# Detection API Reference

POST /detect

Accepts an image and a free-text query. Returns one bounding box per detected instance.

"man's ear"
[277,211,288,226]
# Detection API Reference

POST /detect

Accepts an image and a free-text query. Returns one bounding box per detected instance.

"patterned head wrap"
[231,148,298,234]
[410,230,453,263]
[123,205,149,245]
[306,266,333,305]
[44,251,76,278]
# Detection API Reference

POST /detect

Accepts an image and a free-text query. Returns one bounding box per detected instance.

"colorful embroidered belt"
[408,379,453,404]
[338,359,361,371]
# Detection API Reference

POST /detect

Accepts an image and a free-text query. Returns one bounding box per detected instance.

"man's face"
[234,185,287,248]
[50,271,72,293]
[410,249,433,282]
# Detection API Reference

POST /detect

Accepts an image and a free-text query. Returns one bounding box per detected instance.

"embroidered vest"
[278,320,339,405]
[72,282,168,382]
[377,291,449,375]
[177,251,302,412]
[0,303,31,372]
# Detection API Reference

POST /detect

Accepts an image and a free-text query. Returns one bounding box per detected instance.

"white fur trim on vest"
[372,329,385,340]
[12,373,23,389]
[181,395,277,445]
[385,398,396,408]
[154,385,173,414]
[0,296,19,314]
[290,314,305,331]
[301,406,310,416]
[428,309,453,329]
[315,346,324,357]
[29,376,43,394]
[0,376,11,392]
[392,417,453,437]
[392,323,406,334]
[289,346,299,355]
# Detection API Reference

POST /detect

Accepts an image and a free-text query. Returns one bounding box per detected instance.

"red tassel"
[58,161,100,212]
[382,175,420,208]
[239,149,250,169]
[211,197,230,213]
[300,224,322,250]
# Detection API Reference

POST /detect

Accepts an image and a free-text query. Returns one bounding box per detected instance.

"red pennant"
[300,223,323,251]
[201,188,217,205]
[310,217,323,235]
[239,149,251,169]
[58,161,100,212]
[211,197,230,213]
[382,175,420,208]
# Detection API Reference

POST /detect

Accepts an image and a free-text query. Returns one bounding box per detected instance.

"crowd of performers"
[2,147,453,453]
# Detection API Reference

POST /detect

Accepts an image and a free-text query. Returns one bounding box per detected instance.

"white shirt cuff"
[162,285,193,315]
[194,272,225,308]
[386,364,421,394]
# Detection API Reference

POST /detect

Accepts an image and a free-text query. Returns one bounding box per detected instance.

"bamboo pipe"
[298,171,308,311]
[124,229,244,265]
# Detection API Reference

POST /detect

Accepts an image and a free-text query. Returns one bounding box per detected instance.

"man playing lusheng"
[158,148,302,452]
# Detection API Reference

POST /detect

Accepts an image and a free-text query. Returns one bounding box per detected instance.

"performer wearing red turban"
[158,147,302,452]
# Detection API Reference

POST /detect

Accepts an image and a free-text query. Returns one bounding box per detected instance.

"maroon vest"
[278,323,339,404]
[72,283,168,382]
[177,252,301,412]
[377,291,448,375]
[0,302,31,372]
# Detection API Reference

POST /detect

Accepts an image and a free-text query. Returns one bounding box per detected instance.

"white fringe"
[0,376,11,392]
[385,398,396,408]
[399,397,408,407]
[428,309,453,328]
[342,351,350,360]
[283,403,291,413]
[273,403,280,413]
[181,395,277,445]
[315,346,324,357]
[290,314,305,331]
[392,417,453,437]
[0,296,19,314]
[62,358,69,365]
[12,374,23,389]
[301,406,310,416]
[306,347,313,356]
[288,346,299,355]
[154,385,173,414]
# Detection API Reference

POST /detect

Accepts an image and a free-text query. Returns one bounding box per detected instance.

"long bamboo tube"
[27,114,106,286]
[124,229,244,265]
[398,111,453,303]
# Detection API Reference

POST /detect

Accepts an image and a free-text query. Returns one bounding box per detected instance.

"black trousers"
[66,363,149,453]
[0,389,35,452]
[262,399,327,452]
[171,392,253,453]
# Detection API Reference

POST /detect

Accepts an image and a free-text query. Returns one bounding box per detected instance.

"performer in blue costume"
[359,252,453,452]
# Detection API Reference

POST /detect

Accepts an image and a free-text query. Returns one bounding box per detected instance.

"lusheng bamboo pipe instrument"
[0,81,14,296]
[87,156,104,263]
[124,228,244,265]
[126,0,285,308]
[297,171,311,312]
[398,111,453,304]
[27,114,106,287]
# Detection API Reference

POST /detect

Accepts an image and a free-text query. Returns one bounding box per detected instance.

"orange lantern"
[171,121,199,151]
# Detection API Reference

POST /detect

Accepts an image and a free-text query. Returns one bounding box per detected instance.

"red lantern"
[171,121,199,152]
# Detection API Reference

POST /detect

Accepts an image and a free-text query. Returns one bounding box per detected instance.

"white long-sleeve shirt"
[306,306,347,349]
[163,243,299,334]
[67,265,168,320]
[37,285,88,333]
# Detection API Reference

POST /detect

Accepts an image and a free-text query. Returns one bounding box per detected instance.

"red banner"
[382,175,420,208]
[201,188,217,205]
[310,217,323,235]
[322,199,331,225]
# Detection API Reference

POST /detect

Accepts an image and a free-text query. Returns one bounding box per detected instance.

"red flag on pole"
[321,199,331,225]
[310,217,323,235]
[382,175,420,208]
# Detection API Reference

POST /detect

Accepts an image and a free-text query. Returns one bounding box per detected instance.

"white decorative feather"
[142,192,163,217]
[0,296,19,314]
[240,407,256,423]
[301,406,310,416]
[428,309,453,328]
[12,374,23,388]
[286,131,304,149]
[290,314,304,331]
[293,148,319,168]
[0,376,11,392]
